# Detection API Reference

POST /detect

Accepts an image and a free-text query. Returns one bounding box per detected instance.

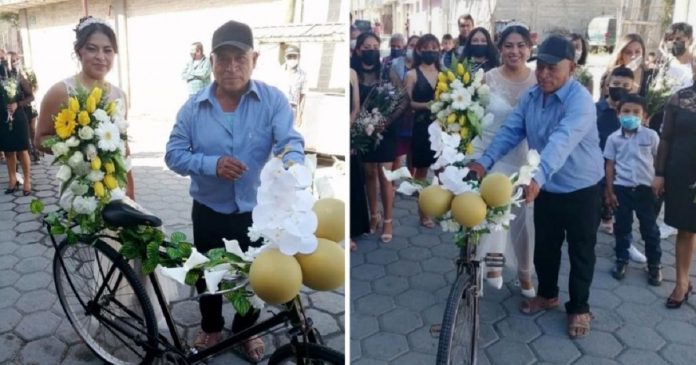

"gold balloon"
[450,192,487,228]
[249,249,302,305]
[418,185,454,218]
[480,173,513,208]
[313,198,345,242]
[295,238,345,291]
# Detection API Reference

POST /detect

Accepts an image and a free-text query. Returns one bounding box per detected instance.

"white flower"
[69,181,89,197]
[78,126,94,140]
[249,294,265,309]
[382,166,412,181]
[447,123,461,133]
[56,165,72,182]
[450,87,472,111]
[450,79,464,90]
[430,101,444,113]
[204,269,227,294]
[59,190,74,211]
[65,136,80,147]
[472,68,485,87]
[440,165,474,195]
[224,239,252,261]
[51,142,69,157]
[527,149,541,167]
[288,164,312,188]
[159,266,189,286]
[92,109,110,124]
[396,181,422,195]
[477,84,491,105]
[440,219,461,232]
[436,109,448,122]
[87,169,105,182]
[120,141,127,156]
[114,117,129,135]
[114,98,126,120]
[440,92,452,102]
[109,187,126,201]
[183,248,210,271]
[94,122,121,152]
[365,123,375,136]
[84,144,98,160]
[72,196,98,214]
[469,103,485,120]
[67,151,85,169]
[428,122,444,155]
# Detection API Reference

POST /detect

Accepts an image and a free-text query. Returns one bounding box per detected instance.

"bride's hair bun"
[73,15,119,56]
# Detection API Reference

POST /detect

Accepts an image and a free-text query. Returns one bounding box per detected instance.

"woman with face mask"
[404,34,442,228]
[350,32,409,244]
[460,27,500,73]
[600,34,651,98]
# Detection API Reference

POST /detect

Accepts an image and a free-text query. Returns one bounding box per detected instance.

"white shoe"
[486,275,503,290]
[628,244,647,263]
[659,222,677,239]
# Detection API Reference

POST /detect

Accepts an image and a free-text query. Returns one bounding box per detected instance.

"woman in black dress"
[653,82,696,308]
[460,27,500,73]
[404,34,440,228]
[351,32,408,243]
[350,68,369,250]
[0,61,34,195]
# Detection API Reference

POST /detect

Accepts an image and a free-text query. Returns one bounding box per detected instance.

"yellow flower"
[458,114,467,126]
[457,63,465,76]
[91,156,102,170]
[465,143,474,155]
[459,127,470,140]
[447,71,456,82]
[106,101,116,116]
[437,72,447,83]
[68,97,80,113]
[462,71,471,85]
[104,162,115,174]
[54,109,77,139]
[436,81,449,93]
[103,174,118,190]
[85,96,97,113]
[435,90,441,101]
[78,111,91,126]
[447,113,457,125]
[93,181,105,198]
[89,87,103,104]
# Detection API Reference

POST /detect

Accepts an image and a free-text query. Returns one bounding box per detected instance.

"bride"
[471,23,537,297]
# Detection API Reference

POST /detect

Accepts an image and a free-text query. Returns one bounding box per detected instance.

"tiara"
[76,17,111,33]
[502,21,530,31]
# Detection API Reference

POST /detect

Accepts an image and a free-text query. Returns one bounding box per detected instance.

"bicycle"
[44,200,345,365]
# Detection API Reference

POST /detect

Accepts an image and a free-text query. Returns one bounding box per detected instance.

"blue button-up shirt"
[603,126,659,187]
[477,78,604,193]
[165,80,305,214]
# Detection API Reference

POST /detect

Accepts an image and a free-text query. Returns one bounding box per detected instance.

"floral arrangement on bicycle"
[157,155,346,315]
[385,58,540,246]
[31,86,129,239]
[350,83,405,154]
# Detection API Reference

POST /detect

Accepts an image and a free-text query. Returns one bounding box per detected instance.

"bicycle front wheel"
[54,238,158,364]
[268,343,345,364]
[436,266,480,365]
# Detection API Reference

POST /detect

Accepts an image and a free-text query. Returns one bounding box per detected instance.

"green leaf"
[170,232,187,244]
[178,242,193,258]
[66,230,78,245]
[206,248,227,261]
[50,225,67,235]
[185,269,201,286]
[30,199,44,214]
[467,110,482,137]
[142,241,160,275]
[167,247,183,260]
[225,289,252,316]
[119,241,139,259]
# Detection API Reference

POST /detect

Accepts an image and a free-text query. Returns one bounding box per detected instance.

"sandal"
[420,217,435,229]
[232,335,265,363]
[567,313,593,339]
[369,214,382,234]
[519,296,560,315]
[350,240,358,251]
[380,219,393,243]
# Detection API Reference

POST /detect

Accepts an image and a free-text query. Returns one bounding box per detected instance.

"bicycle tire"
[435,265,480,365]
[54,238,158,365]
[268,343,345,365]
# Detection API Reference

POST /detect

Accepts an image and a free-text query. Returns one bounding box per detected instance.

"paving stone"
[613,284,658,304]
[574,330,623,358]
[485,339,535,365]
[391,351,436,365]
[14,221,42,233]
[589,307,623,333]
[14,231,45,245]
[0,255,19,269]
[494,316,542,343]
[14,310,61,341]
[309,291,344,315]
[379,308,422,334]
[59,343,102,365]
[534,310,567,337]
[409,272,447,291]
[372,275,409,296]
[0,229,17,244]
[361,332,408,362]
[305,309,341,336]
[572,356,618,365]
[355,294,395,316]
[393,224,419,238]
[408,234,439,247]
[588,288,622,309]
[478,322,499,348]
[19,337,66,365]
[365,249,398,265]
[0,287,20,309]
[351,263,386,281]
[0,308,21,333]
[420,257,455,274]
[395,289,436,312]
[655,319,696,345]
[479,301,506,324]
[350,251,365,267]
[13,271,51,292]
[0,270,20,288]
[351,339,362,361]
[55,319,82,346]
[617,348,669,365]
[0,333,22,362]
[13,256,50,274]
[15,289,56,313]
[420,303,446,325]
[398,246,432,261]
[660,343,696,365]
[351,313,379,340]
[530,336,581,364]
[615,302,664,326]
[405,326,438,355]
[12,243,47,259]
[351,279,371,300]
[13,212,38,223]
[385,259,422,277]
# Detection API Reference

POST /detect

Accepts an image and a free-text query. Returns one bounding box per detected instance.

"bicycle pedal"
[484,255,506,267]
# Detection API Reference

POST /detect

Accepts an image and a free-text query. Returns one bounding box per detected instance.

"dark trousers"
[192,201,261,333]
[534,184,601,314]
[598,179,614,221]
[613,185,662,265]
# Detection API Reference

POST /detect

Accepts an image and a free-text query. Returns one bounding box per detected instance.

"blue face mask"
[619,114,641,130]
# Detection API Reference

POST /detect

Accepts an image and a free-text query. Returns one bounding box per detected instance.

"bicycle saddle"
[102,200,162,228]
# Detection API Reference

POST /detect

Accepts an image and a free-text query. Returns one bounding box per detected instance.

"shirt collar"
[620,125,643,137]
[194,80,262,104]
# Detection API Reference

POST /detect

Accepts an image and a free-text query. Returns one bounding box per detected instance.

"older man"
[181,42,212,95]
[468,35,604,339]
[165,20,304,360]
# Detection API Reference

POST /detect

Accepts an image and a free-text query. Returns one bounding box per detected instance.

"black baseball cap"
[534,35,575,64]
[212,20,254,53]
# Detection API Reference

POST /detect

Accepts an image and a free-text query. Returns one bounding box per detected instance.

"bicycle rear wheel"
[435,265,480,365]
[268,343,345,364]
[54,238,158,364]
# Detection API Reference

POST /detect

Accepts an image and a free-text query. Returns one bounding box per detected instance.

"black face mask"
[360,50,380,66]
[390,48,403,59]
[608,87,628,102]
[421,51,440,65]
[671,41,687,57]
[469,44,488,58]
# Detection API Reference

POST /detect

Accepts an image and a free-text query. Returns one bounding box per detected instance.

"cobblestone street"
[0,116,345,364]
[350,193,696,365]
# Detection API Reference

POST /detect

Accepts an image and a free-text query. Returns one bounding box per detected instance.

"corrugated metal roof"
[254,22,345,43]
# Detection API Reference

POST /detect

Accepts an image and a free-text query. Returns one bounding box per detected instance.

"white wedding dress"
[471,68,536,291]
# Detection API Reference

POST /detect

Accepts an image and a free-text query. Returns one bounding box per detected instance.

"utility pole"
[82,0,89,16]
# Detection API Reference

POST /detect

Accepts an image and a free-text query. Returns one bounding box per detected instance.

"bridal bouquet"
[31,86,129,240]
[427,59,493,169]
[350,83,405,154]
[1,77,18,130]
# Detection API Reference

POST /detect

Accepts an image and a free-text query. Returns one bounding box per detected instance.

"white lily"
[440,219,461,232]
[428,122,444,155]
[159,266,189,286]
[250,294,265,309]
[183,248,210,271]
[56,165,72,182]
[224,239,251,261]
[440,165,474,195]
[51,142,69,157]
[65,136,80,147]
[382,166,412,181]
[396,181,422,196]
[204,269,228,294]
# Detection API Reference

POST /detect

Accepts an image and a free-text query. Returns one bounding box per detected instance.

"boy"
[441,34,455,69]
[604,94,662,285]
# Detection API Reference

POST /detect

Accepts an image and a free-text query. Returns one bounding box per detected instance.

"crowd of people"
[350,14,696,338]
